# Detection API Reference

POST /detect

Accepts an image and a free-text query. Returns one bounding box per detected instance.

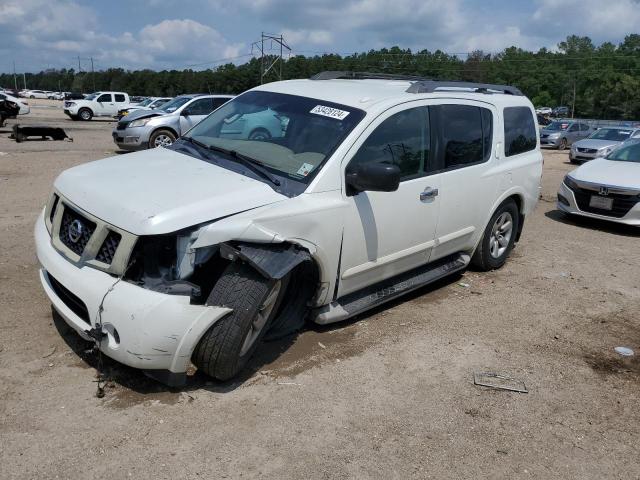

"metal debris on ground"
[458,282,470,288]
[473,372,528,393]
[614,347,635,357]
[318,342,327,349]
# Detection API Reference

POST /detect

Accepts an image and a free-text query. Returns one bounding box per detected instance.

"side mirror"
[181,110,190,116]
[346,163,401,194]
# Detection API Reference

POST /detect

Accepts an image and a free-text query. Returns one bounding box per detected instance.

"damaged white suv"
[36,72,542,386]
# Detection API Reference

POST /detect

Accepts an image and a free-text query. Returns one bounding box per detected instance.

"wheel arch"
[151,125,179,139]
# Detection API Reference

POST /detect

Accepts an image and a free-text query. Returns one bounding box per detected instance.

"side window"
[569,124,579,132]
[439,104,492,168]
[349,106,431,181]
[212,97,230,109]
[114,94,126,102]
[504,106,537,157]
[97,94,111,102]
[184,98,213,115]
[580,123,590,131]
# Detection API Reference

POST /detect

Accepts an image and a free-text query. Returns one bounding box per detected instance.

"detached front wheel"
[193,262,287,381]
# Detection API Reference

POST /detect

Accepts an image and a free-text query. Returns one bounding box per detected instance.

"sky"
[1,0,640,73]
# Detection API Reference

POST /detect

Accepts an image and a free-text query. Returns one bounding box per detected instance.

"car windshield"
[137,98,154,106]
[184,91,365,183]
[588,128,633,141]
[546,121,569,131]
[605,140,640,163]
[84,93,98,101]
[159,97,191,113]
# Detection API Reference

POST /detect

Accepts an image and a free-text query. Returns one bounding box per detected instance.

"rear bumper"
[35,211,232,379]
[557,182,640,226]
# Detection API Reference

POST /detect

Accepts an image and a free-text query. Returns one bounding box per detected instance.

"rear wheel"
[149,129,176,148]
[192,263,288,381]
[471,199,520,271]
[248,128,271,141]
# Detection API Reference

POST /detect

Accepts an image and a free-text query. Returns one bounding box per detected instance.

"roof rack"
[309,71,523,96]
[406,80,523,96]
[310,71,431,82]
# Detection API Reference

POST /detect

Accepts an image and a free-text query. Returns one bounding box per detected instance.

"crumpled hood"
[121,109,164,122]
[570,158,640,190]
[54,148,288,235]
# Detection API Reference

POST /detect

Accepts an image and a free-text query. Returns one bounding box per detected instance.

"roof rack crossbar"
[310,71,431,82]
[406,80,523,96]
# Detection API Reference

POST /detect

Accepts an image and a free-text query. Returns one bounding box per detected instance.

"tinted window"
[504,107,537,157]
[569,124,579,132]
[349,107,430,181]
[114,94,126,102]
[97,94,111,102]
[580,123,590,131]
[184,98,214,115]
[439,105,492,168]
[212,97,230,109]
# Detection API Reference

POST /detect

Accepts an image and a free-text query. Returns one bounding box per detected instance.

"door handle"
[420,187,439,201]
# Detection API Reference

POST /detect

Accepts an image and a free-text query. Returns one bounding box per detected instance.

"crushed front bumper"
[35,211,231,385]
[112,125,152,150]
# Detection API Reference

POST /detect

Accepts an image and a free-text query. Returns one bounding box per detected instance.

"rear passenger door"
[429,103,498,260]
[112,93,128,114]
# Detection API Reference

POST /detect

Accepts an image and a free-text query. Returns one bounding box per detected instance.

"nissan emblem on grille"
[68,219,84,243]
[599,186,609,196]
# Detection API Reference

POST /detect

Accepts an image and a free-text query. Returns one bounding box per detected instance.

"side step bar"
[312,252,470,325]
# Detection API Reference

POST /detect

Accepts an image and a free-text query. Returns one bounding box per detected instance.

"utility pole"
[251,32,291,84]
[77,55,82,73]
[23,72,26,90]
[13,60,18,90]
[90,57,95,91]
[571,75,576,119]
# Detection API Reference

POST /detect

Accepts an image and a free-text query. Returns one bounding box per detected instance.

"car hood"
[54,148,288,235]
[569,158,640,190]
[572,139,622,150]
[122,109,165,122]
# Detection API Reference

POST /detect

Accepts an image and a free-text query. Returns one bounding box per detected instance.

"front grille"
[572,187,638,218]
[47,272,91,324]
[59,206,96,256]
[577,147,598,153]
[96,230,122,264]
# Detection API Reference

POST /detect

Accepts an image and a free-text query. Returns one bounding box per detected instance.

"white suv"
[35,73,542,386]
[64,91,130,120]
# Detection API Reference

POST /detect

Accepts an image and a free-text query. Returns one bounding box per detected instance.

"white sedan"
[25,90,49,99]
[0,92,30,115]
[557,139,640,226]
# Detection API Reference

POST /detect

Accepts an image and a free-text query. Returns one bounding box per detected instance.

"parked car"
[569,127,640,163]
[64,91,130,120]
[64,92,85,101]
[112,94,232,150]
[558,138,640,225]
[537,114,551,126]
[540,120,592,149]
[536,107,552,115]
[0,92,30,115]
[0,99,21,126]
[36,74,542,386]
[552,106,569,117]
[130,96,147,104]
[115,97,173,120]
[25,90,49,99]
[47,92,65,100]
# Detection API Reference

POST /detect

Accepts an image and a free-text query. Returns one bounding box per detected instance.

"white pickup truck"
[64,91,130,121]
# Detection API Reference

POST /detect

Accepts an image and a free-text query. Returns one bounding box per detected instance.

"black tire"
[248,128,271,141]
[78,108,92,121]
[471,199,520,271]
[193,262,287,381]
[149,129,176,148]
[558,138,568,150]
[29,95,35,99]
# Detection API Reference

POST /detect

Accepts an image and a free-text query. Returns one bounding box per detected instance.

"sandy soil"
[1,99,639,479]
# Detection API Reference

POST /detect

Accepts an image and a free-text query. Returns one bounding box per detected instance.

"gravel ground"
[1,100,639,479]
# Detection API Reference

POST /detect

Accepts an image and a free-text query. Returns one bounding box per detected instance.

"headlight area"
[129,117,152,128]
[563,174,579,191]
[123,230,230,305]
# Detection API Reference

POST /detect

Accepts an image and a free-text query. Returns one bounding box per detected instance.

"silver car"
[569,127,640,163]
[540,120,592,149]
[112,94,233,150]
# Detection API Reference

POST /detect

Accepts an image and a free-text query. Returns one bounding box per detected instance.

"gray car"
[569,127,640,163]
[112,94,233,150]
[540,120,592,149]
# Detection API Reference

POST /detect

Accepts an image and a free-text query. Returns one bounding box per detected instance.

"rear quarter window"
[504,107,537,157]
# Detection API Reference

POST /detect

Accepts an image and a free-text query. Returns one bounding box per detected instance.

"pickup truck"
[64,92,130,121]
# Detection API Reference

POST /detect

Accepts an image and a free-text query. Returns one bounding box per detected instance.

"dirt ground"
[1,99,639,479]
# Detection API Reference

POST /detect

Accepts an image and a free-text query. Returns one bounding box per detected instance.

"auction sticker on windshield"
[310,105,350,120]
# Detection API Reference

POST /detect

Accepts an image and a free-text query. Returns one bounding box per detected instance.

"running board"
[312,252,470,325]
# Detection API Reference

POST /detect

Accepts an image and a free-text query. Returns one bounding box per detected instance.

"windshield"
[184,91,365,183]
[159,96,191,113]
[588,128,633,141]
[84,93,98,101]
[545,121,569,131]
[606,140,640,163]
[137,98,154,106]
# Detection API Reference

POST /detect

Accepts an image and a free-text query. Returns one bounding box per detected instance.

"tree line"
[2,34,640,120]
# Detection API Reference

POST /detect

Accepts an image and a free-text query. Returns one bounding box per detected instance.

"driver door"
[179,98,216,134]
[338,104,441,297]
[95,93,113,116]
